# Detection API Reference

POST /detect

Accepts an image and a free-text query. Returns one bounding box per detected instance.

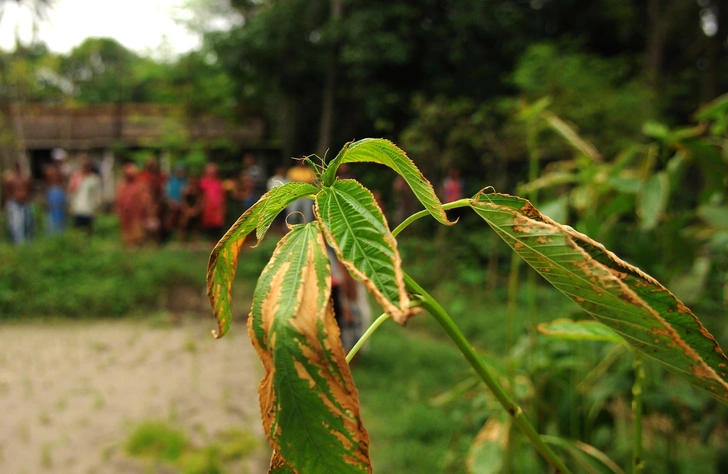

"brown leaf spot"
[576,297,585,303]
[513,215,532,233]
[514,241,525,249]
[692,365,716,379]
[536,236,548,244]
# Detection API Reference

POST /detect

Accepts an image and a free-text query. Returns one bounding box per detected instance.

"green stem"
[391,199,471,237]
[346,313,390,363]
[632,352,644,474]
[403,272,572,474]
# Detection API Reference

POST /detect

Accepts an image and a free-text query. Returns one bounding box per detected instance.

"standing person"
[242,153,265,197]
[286,160,316,223]
[44,164,66,235]
[69,158,102,237]
[165,164,187,241]
[138,158,166,243]
[179,176,204,248]
[115,162,148,248]
[440,167,464,203]
[199,163,226,241]
[2,162,34,244]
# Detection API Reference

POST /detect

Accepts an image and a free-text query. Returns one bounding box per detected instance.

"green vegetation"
[0,218,276,319]
[126,421,258,474]
[207,138,728,472]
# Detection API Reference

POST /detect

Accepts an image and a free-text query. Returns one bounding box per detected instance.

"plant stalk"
[403,272,572,474]
[391,199,472,237]
[346,313,389,363]
[632,352,644,474]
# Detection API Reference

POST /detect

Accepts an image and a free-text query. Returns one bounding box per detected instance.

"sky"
[0,0,204,58]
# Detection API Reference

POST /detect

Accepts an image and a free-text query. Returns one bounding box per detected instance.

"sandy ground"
[0,318,270,473]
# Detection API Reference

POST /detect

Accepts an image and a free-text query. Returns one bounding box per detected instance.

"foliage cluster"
[206,137,728,473]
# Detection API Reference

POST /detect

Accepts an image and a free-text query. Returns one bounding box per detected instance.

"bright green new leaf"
[315,179,411,324]
[471,193,728,403]
[538,319,625,344]
[323,138,454,225]
[207,181,319,338]
[466,412,510,474]
[636,172,669,230]
[249,223,371,473]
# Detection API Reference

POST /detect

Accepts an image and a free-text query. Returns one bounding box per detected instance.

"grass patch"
[125,421,259,474]
[0,229,276,319]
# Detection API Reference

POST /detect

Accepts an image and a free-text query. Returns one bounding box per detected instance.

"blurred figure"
[440,167,464,203]
[266,165,290,233]
[138,157,166,243]
[44,164,66,235]
[242,153,265,197]
[392,175,414,227]
[2,162,34,244]
[116,162,148,248]
[179,176,204,247]
[286,159,316,223]
[69,158,102,237]
[165,164,187,240]
[199,163,226,241]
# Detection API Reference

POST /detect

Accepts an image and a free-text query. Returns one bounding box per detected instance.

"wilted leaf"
[471,193,728,403]
[249,223,371,473]
[636,172,669,230]
[467,412,511,474]
[316,179,411,324]
[207,182,318,338]
[538,319,625,344]
[323,138,454,225]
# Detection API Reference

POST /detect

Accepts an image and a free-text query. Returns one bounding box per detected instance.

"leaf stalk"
[403,272,572,474]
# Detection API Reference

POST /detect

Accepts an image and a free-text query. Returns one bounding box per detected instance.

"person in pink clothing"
[199,163,226,241]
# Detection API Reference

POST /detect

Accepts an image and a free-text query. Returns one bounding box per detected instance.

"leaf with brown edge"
[249,222,371,473]
[471,192,728,403]
[315,179,412,324]
[322,138,455,225]
[269,452,295,474]
[207,181,319,338]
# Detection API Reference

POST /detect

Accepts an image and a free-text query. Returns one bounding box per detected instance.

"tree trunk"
[317,0,343,159]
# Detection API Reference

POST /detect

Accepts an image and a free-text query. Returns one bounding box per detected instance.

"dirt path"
[0,318,270,473]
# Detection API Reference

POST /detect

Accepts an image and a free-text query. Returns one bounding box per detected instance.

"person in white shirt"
[69,158,102,236]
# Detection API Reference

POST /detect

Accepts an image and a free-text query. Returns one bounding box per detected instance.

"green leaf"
[538,319,625,344]
[249,223,371,473]
[323,138,454,225]
[316,179,411,324]
[466,412,510,474]
[255,182,319,242]
[471,192,728,403]
[207,181,319,338]
[636,172,669,230]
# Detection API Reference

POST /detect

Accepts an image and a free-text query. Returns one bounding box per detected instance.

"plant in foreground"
[206,138,728,473]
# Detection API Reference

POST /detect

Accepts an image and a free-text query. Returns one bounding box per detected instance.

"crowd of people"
[0,152,318,248]
[2,151,466,352]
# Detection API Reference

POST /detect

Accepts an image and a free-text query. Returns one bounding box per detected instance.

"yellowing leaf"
[315,179,411,324]
[471,192,728,403]
[323,138,454,225]
[249,223,371,473]
[467,412,511,474]
[207,182,318,338]
[538,319,625,344]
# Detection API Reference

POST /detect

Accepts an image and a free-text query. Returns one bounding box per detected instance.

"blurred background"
[0,0,727,472]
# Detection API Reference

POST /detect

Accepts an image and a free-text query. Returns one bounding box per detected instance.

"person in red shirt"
[199,163,226,241]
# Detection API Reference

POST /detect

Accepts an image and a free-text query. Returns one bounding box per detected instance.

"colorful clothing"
[199,176,225,228]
